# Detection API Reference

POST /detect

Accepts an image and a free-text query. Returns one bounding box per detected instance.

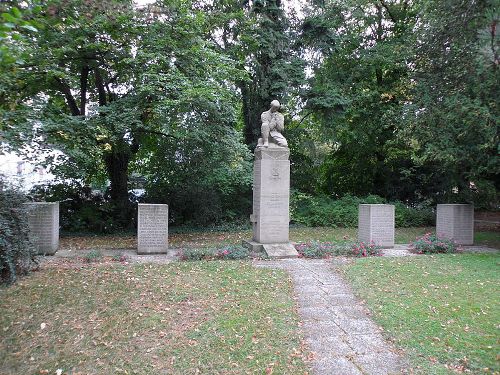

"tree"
[300,0,420,199]
[202,0,306,149]
[1,0,248,227]
[404,0,499,205]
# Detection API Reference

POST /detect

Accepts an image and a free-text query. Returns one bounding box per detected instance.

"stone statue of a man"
[259,100,287,148]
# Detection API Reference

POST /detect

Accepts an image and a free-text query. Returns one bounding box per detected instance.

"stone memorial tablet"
[358,204,394,248]
[25,202,59,255]
[436,204,474,245]
[138,204,168,254]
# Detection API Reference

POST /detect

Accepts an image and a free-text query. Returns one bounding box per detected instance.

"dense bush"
[291,192,434,228]
[0,187,37,284]
[31,177,252,232]
[409,233,462,254]
[30,182,138,233]
[294,240,382,258]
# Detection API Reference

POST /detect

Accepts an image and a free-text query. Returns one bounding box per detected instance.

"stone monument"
[358,204,395,248]
[436,204,474,245]
[25,202,59,255]
[243,100,298,258]
[137,203,169,254]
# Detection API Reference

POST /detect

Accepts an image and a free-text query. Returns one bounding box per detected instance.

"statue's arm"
[276,114,284,132]
[261,112,269,127]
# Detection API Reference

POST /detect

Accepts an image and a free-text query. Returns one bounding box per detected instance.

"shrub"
[111,253,127,262]
[294,241,337,258]
[394,202,435,227]
[30,182,138,234]
[181,245,250,261]
[294,241,382,258]
[291,191,434,228]
[409,233,462,254]
[214,245,250,260]
[0,187,37,284]
[82,249,103,263]
[349,241,383,257]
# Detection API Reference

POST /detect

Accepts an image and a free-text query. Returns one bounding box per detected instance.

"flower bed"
[180,245,250,261]
[409,233,462,254]
[294,240,382,258]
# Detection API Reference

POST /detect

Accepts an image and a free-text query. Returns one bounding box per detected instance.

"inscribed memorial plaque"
[25,202,59,255]
[138,204,168,254]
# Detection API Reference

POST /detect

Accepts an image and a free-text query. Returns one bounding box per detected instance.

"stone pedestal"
[137,204,168,254]
[243,145,298,258]
[358,204,395,248]
[436,204,474,245]
[25,202,59,255]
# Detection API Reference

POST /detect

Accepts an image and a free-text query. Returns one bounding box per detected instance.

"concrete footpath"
[255,258,407,375]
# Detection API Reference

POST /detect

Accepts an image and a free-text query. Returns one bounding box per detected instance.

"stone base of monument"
[242,240,298,258]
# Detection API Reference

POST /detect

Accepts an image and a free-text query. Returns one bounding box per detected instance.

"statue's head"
[270,100,281,112]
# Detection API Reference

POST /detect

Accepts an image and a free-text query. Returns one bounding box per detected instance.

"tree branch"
[379,0,397,24]
[287,111,313,130]
[94,68,107,106]
[54,77,80,116]
[80,66,90,116]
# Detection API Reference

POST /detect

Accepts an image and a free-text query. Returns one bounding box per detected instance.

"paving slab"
[314,355,363,375]
[254,258,407,375]
[354,352,404,375]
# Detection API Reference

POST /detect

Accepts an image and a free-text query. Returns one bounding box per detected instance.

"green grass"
[0,262,309,374]
[59,227,498,251]
[290,226,435,244]
[474,231,500,249]
[341,254,500,374]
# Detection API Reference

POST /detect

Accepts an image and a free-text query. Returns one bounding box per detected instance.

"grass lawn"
[341,253,500,374]
[59,227,498,251]
[0,261,309,375]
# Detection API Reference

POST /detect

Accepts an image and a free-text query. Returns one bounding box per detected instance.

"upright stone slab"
[25,202,59,255]
[436,204,474,245]
[244,145,298,258]
[358,204,395,248]
[137,204,168,254]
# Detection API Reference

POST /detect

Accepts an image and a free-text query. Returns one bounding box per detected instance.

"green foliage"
[0,3,41,66]
[111,253,127,262]
[180,245,250,261]
[301,0,419,199]
[82,249,103,263]
[291,192,434,228]
[30,182,134,233]
[141,113,253,227]
[409,233,462,254]
[0,186,37,284]
[239,0,305,147]
[393,201,435,228]
[299,0,498,206]
[2,0,248,229]
[294,240,382,258]
[205,0,305,147]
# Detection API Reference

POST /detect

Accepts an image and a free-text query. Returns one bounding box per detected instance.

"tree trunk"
[104,143,132,229]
